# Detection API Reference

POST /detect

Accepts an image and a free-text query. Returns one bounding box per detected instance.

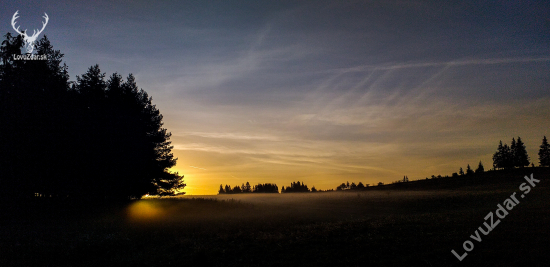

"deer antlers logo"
[11,10,49,53]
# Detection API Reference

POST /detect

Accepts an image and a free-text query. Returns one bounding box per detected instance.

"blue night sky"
[2,1,549,194]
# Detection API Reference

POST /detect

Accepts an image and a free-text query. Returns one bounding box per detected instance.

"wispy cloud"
[326,56,550,74]
[7,1,546,194]
[189,166,207,170]
[177,132,281,141]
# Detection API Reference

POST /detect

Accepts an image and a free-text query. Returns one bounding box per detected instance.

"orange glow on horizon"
[164,98,550,196]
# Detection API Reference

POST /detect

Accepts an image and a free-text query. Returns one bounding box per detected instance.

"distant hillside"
[364,167,550,191]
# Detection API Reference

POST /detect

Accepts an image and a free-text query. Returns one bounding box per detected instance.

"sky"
[1,1,549,195]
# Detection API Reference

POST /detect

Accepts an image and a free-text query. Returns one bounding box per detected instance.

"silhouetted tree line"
[492,137,530,170]
[332,136,548,191]
[450,162,484,178]
[336,181,366,190]
[281,181,310,193]
[0,34,184,199]
[219,182,279,194]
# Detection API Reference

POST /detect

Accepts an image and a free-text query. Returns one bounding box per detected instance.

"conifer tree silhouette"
[0,34,184,199]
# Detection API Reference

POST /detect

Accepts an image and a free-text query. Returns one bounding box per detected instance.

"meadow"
[1,168,549,266]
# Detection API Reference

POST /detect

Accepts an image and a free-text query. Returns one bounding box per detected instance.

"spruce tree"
[1,34,73,197]
[475,161,484,174]
[502,144,513,169]
[493,141,504,170]
[514,137,529,167]
[494,141,514,170]
[510,138,517,167]
[539,136,550,167]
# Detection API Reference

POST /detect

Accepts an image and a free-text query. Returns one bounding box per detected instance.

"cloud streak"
[2,1,547,194]
[189,166,207,171]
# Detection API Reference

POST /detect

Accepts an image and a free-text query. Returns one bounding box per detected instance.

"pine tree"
[493,141,504,170]
[459,167,464,176]
[502,144,513,169]
[510,138,517,167]
[1,34,73,197]
[35,36,70,91]
[514,137,530,168]
[219,184,225,194]
[75,69,183,197]
[475,161,484,174]
[493,140,515,170]
[123,74,182,196]
[539,136,550,167]
[76,64,106,101]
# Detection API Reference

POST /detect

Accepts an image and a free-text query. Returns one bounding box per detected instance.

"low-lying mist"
[125,189,501,227]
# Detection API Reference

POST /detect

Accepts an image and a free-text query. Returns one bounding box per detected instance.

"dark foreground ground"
[1,168,549,266]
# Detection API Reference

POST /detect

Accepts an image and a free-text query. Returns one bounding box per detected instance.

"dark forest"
[0,34,184,199]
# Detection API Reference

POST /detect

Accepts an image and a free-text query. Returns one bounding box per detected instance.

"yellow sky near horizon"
[167,97,550,195]
[1,1,548,197]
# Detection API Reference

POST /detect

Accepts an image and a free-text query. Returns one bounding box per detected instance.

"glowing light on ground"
[127,200,166,222]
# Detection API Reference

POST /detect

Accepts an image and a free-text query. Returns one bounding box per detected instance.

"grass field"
[1,168,549,266]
